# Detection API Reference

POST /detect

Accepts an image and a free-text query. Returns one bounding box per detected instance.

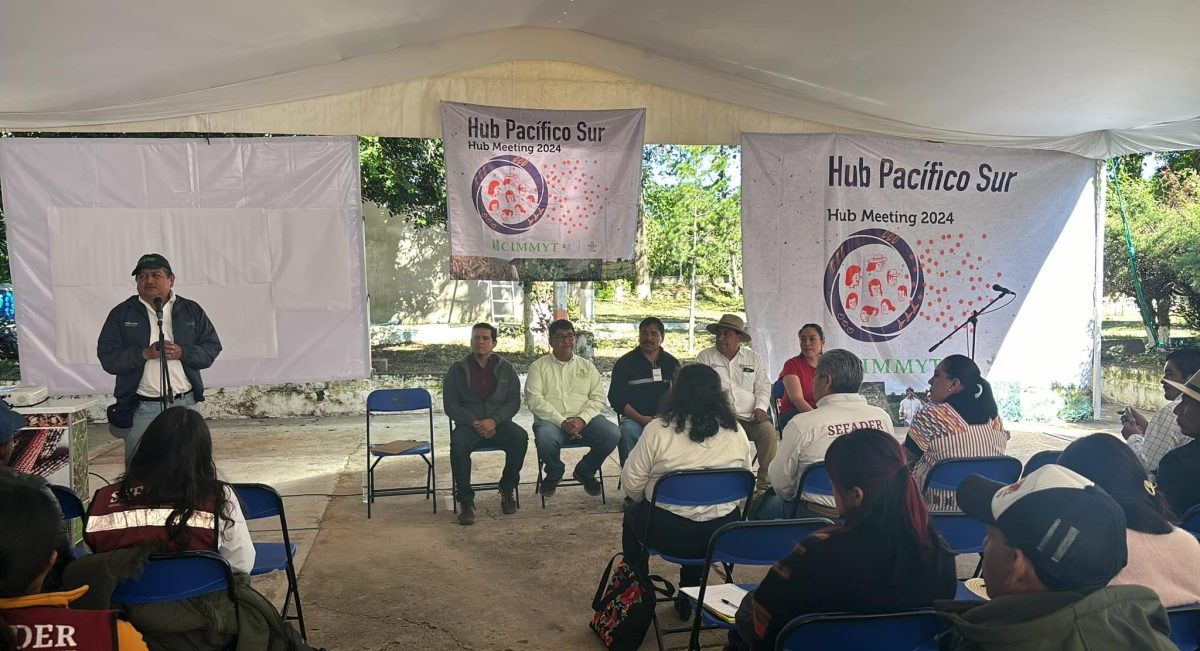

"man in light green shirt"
[526,319,620,498]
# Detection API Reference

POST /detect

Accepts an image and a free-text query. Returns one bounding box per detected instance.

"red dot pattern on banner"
[541,158,607,233]
[914,232,999,331]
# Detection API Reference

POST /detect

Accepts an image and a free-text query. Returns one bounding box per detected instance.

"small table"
[11,397,97,541]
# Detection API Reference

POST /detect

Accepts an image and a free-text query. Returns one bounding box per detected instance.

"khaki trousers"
[738,418,779,492]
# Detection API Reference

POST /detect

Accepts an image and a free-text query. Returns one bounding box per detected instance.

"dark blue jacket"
[96,295,221,413]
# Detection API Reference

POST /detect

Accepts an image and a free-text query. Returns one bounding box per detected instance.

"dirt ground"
[84,408,1125,650]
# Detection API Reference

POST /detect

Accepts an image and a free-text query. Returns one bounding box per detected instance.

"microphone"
[992,284,1016,296]
[153,297,163,319]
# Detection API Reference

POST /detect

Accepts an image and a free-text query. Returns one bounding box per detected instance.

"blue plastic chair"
[448,418,520,513]
[1181,505,1200,538]
[113,551,236,605]
[640,468,756,650]
[775,609,945,651]
[923,456,1022,512]
[1022,450,1062,477]
[786,463,838,519]
[365,388,437,518]
[1168,604,1200,650]
[232,483,306,640]
[771,379,785,428]
[49,484,89,558]
[687,518,834,649]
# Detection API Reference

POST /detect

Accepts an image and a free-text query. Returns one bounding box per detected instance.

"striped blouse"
[908,402,1010,510]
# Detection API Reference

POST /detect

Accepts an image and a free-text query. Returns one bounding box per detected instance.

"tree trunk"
[522,280,536,354]
[1156,296,1172,346]
[581,281,595,322]
[635,196,652,300]
[688,211,699,354]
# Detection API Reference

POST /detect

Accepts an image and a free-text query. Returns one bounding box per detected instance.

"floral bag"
[590,552,675,650]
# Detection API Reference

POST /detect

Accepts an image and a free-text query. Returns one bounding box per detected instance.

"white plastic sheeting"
[2,2,1199,157]
[0,137,368,394]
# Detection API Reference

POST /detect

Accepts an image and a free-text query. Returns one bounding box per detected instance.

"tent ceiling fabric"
[3,0,1198,157]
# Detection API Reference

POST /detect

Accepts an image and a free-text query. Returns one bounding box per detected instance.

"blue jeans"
[533,415,619,480]
[617,417,646,466]
[125,393,197,464]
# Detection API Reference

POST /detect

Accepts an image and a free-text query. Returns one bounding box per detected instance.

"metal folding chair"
[113,550,237,604]
[1022,449,1062,477]
[535,439,606,508]
[687,518,833,650]
[365,388,437,518]
[639,468,756,650]
[775,609,945,651]
[771,379,785,430]
[448,418,520,513]
[49,483,88,558]
[923,456,1022,512]
[1168,604,1200,651]
[232,483,307,640]
[786,463,838,519]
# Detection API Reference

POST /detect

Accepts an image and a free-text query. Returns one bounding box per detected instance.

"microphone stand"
[928,291,1011,360]
[155,299,172,412]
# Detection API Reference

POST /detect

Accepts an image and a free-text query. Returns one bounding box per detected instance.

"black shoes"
[540,476,560,497]
[674,596,692,621]
[573,468,603,496]
[500,488,518,514]
[457,500,475,526]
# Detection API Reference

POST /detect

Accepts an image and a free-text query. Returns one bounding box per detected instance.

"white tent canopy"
[2,0,1199,157]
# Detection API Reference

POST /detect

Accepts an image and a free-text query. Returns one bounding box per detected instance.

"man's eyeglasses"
[551,333,576,342]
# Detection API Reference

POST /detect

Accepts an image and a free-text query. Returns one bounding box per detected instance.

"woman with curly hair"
[620,364,754,603]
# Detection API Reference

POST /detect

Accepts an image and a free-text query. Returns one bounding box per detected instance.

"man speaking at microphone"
[97,254,222,465]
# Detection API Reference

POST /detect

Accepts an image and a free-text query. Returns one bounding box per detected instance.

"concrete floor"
[83,408,1126,650]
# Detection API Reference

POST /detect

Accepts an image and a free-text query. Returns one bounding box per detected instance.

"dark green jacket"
[936,585,1176,651]
[442,354,521,426]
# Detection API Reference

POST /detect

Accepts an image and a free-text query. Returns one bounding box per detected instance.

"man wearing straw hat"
[696,314,778,494]
[1155,368,1200,516]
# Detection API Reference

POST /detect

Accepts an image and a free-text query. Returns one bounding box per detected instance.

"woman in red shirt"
[776,324,824,430]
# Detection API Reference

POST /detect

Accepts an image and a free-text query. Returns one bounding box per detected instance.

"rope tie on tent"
[1110,158,1163,350]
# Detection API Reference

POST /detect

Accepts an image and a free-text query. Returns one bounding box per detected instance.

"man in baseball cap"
[1156,368,1200,515]
[936,465,1174,650]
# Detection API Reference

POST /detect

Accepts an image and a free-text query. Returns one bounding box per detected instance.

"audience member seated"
[1156,368,1200,516]
[905,354,1009,509]
[1057,433,1200,606]
[525,319,619,498]
[760,349,893,518]
[608,316,680,465]
[938,465,1176,650]
[775,323,824,431]
[696,314,778,495]
[620,364,754,619]
[1121,349,1200,478]
[0,477,148,650]
[85,406,255,574]
[731,428,956,650]
[443,322,528,526]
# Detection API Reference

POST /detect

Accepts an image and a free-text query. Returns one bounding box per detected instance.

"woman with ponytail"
[732,428,955,650]
[0,477,147,650]
[1058,433,1200,606]
[905,354,1009,508]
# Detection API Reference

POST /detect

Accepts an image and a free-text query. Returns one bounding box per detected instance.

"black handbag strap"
[592,552,624,610]
[592,552,678,612]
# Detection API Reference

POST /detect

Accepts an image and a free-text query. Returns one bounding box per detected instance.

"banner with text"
[742,133,1096,396]
[442,102,644,280]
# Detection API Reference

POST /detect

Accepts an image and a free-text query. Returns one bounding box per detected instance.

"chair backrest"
[650,468,756,509]
[1168,604,1200,650]
[709,518,834,566]
[231,483,284,521]
[930,512,988,555]
[797,462,834,499]
[772,379,785,402]
[367,388,433,414]
[923,456,1023,494]
[50,484,85,520]
[1022,450,1062,477]
[112,551,236,605]
[776,610,944,651]
[1181,505,1200,538]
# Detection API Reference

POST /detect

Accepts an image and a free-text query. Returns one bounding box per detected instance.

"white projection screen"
[0,136,369,394]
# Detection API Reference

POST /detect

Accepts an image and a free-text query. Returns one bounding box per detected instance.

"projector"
[0,385,48,407]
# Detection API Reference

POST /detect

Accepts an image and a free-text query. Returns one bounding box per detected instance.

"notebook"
[679,583,747,623]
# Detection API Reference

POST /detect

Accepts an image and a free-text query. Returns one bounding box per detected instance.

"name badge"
[652,368,663,382]
[742,366,755,373]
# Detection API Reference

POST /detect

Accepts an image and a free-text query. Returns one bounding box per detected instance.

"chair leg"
[599,464,607,505]
[285,565,307,640]
[537,456,547,509]
[366,466,373,519]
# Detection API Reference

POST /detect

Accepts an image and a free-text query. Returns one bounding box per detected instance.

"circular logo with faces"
[472,155,550,235]
[824,228,925,342]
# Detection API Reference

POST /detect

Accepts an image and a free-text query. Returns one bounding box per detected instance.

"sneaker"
[500,488,518,515]
[457,500,475,526]
[540,476,560,497]
[573,468,603,496]
[674,595,692,621]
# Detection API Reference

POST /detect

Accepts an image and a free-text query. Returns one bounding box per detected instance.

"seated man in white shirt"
[525,319,620,498]
[761,349,894,518]
[695,314,778,494]
[1121,348,1200,478]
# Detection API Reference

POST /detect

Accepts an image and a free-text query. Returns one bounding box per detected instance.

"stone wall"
[1102,365,1167,411]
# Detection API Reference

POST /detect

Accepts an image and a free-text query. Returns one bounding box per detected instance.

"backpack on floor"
[589,552,675,651]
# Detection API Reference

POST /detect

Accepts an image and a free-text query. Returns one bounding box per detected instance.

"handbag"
[590,552,675,650]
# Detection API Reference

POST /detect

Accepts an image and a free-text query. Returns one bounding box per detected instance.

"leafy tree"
[359,137,446,228]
